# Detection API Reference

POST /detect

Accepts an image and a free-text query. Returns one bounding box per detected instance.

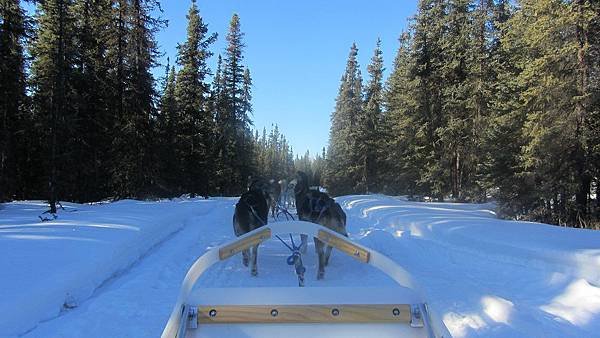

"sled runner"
[161,221,451,338]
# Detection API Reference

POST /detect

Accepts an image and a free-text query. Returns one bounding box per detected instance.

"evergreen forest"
[1,0,599,228]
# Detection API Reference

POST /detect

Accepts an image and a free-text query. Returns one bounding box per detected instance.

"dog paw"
[251,269,258,277]
[243,258,249,267]
[317,271,324,280]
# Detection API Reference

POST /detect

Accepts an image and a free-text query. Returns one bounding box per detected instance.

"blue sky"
[158,1,417,157]
[26,1,417,157]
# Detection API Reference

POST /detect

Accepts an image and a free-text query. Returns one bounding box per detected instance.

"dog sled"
[162,221,451,338]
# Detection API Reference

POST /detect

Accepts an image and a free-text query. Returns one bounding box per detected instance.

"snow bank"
[339,195,600,337]
[0,198,216,337]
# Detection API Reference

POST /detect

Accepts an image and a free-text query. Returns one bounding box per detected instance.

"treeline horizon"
[324,0,599,229]
[0,0,327,210]
[1,0,599,229]
[1,0,299,211]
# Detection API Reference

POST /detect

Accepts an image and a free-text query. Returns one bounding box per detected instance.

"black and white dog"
[294,171,347,280]
[233,179,270,276]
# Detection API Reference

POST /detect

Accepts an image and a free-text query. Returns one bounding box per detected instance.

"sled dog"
[233,179,270,276]
[294,171,347,279]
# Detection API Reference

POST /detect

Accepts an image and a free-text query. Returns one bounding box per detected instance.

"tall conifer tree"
[111,0,165,198]
[410,0,447,200]
[439,0,475,201]
[219,13,254,195]
[174,0,216,197]
[71,0,113,201]
[158,64,178,194]
[383,31,420,196]
[326,43,363,196]
[0,0,28,201]
[359,38,384,193]
[30,0,77,212]
[498,0,598,225]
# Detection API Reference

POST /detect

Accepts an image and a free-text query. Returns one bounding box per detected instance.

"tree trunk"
[574,0,591,217]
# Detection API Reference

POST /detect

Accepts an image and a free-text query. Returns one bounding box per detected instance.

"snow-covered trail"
[19,200,236,338]
[1,198,224,337]
[20,199,395,338]
[14,195,600,338]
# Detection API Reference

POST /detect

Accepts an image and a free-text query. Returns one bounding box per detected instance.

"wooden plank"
[219,228,271,261]
[197,304,411,324]
[317,230,371,263]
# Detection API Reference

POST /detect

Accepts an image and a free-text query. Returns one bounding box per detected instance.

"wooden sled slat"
[197,304,411,324]
[219,228,271,260]
[317,230,371,263]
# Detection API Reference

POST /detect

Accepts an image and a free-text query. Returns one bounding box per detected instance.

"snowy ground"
[1,195,599,337]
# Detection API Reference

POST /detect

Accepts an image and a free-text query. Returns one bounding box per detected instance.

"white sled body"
[162,221,451,338]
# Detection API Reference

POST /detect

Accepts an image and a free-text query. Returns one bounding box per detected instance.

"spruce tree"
[479,0,531,214]
[410,0,447,200]
[111,0,165,198]
[382,31,420,196]
[499,0,598,225]
[574,0,600,219]
[157,64,178,194]
[438,0,475,201]
[211,54,232,195]
[105,0,130,198]
[586,1,600,214]
[0,0,28,201]
[70,0,114,202]
[359,38,384,193]
[219,14,254,195]
[29,0,77,213]
[174,0,217,197]
[325,43,363,196]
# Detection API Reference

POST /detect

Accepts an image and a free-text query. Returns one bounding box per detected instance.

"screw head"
[393,308,400,316]
[331,308,340,316]
[271,309,278,317]
[208,309,217,317]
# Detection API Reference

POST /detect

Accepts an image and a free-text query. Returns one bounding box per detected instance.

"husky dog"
[294,171,347,280]
[233,179,270,276]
